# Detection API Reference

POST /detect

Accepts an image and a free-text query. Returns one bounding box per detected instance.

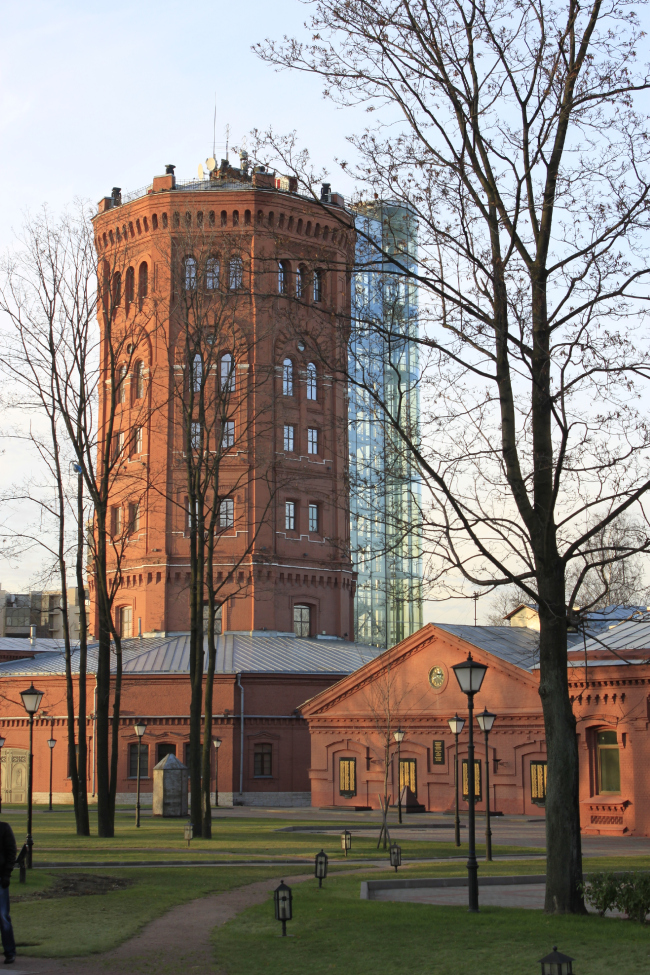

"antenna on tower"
[225,124,230,163]
[212,94,217,160]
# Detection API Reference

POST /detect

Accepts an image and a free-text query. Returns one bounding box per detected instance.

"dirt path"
[14,872,315,975]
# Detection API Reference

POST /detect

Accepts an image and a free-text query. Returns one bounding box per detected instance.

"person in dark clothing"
[0,823,17,963]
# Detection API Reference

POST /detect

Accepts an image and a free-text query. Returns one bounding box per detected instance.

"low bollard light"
[184,820,193,848]
[315,849,328,887]
[389,842,402,872]
[341,830,352,857]
[274,880,293,937]
[540,947,574,975]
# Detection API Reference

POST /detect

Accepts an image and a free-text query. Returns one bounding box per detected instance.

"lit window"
[597,731,621,794]
[206,257,220,290]
[220,353,235,392]
[308,428,318,454]
[192,354,202,392]
[190,422,201,450]
[285,501,295,531]
[399,759,417,797]
[229,257,243,289]
[283,424,295,452]
[222,420,235,449]
[282,359,293,396]
[531,761,547,805]
[254,744,272,777]
[120,605,132,638]
[308,504,318,533]
[306,363,317,400]
[219,498,234,528]
[313,270,322,302]
[339,758,356,797]
[184,257,197,290]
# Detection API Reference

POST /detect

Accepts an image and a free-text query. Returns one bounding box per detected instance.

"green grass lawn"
[0,807,542,862]
[213,866,650,975]
[11,865,313,957]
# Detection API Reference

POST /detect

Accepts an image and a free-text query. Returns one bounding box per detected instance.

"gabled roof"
[432,624,541,668]
[0,633,382,678]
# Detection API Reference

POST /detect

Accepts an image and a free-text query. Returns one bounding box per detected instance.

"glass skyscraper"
[349,204,423,648]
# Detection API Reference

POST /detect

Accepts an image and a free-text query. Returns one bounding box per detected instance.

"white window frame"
[220,353,235,392]
[206,257,220,290]
[285,501,296,531]
[191,421,201,450]
[306,363,317,400]
[282,358,294,396]
[283,424,295,452]
[308,504,318,533]
[222,420,235,449]
[184,257,197,290]
[307,427,318,454]
[219,498,234,529]
[229,257,243,290]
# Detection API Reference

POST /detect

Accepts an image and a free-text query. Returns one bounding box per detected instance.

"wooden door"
[1,749,28,804]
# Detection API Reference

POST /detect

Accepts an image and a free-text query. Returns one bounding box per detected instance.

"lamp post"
[46,733,57,813]
[134,720,146,828]
[315,849,328,887]
[273,880,293,936]
[539,947,574,975]
[476,707,496,861]
[389,842,402,872]
[341,829,352,857]
[451,653,487,913]
[20,682,44,868]
[447,714,465,847]
[0,734,6,814]
[213,737,222,807]
[393,727,405,824]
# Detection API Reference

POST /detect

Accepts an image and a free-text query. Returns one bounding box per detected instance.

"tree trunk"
[94,520,114,838]
[537,567,586,913]
[188,504,205,836]
[201,532,217,838]
[75,468,90,835]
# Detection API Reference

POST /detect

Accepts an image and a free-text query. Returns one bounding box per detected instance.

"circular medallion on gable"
[428,665,446,690]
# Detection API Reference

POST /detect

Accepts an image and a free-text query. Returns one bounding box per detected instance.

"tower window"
[219,499,234,528]
[125,266,135,310]
[307,428,318,454]
[190,422,201,450]
[162,212,168,229]
[222,420,235,448]
[152,214,158,230]
[306,363,317,400]
[597,730,621,794]
[220,353,235,392]
[282,359,294,396]
[278,260,289,294]
[221,210,227,227]
[313,270,322,302]
[112,506,123,536]
[138,262,148,309]
[229,257,243,290]
[244,210,251,226]
[308,504,318,533]
[192,354,203,392]
[117,364,127,404]
[135,361,145,400]
[285,501,296,531]
[294,604,311,638]
[206,257,220,290]
[134,426,143,454]
[283,424,295,452]
[232,210,239,226]
[296,266,305,299]
[128,502,140,534]
[184,257,197,290]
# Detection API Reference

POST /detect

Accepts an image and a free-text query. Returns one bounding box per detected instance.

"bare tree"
[256,0,650,912]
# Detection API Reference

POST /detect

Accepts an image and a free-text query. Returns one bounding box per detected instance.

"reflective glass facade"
[350,205,423,648]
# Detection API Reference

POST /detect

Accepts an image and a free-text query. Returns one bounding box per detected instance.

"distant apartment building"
[0,586,86,640]
[349,203,422,648]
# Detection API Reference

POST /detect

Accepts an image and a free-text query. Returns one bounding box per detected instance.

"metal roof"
[582,618,650,654]
[0,633,382,678]
[432,624,541,670]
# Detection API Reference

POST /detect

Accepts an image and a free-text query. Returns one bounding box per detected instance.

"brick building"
[91,158,356,640]
[300,620,650,836]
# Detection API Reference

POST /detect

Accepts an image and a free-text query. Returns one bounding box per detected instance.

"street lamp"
[341,829,352,857]
[213,737,222,807]
[46,734,57,813]
[389,842,402,872]
[0,734,6,814]
[539,947,574,975]
[393,727,405,824]
[134,720,146,828]
[476,707,496,861]
[451,653,487,913]
[20,682,44,868]
[315,849,328,887]
[274,880,293,937]
[447,714,465,847]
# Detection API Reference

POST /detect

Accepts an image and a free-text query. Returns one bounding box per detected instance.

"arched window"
[229,256,243,290]
[206,257,220,291]
[135,361,145,400]
[282,358,294,396]
[220,353,235,392]
[313,270,323,302]
[138,262,148,310]
[296,266,305,300]
[152,213,158,230]
[161,212,168,229]
[125,267,135,310]
[192,354,203,393]
[184,257,197,291]
[232,210,239,226]
[118,364,127,404]
[597,730,621,794]
[278,260,289,294]
[244,210,251,226]
[307,363,317,401]
[221,210,227,227]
